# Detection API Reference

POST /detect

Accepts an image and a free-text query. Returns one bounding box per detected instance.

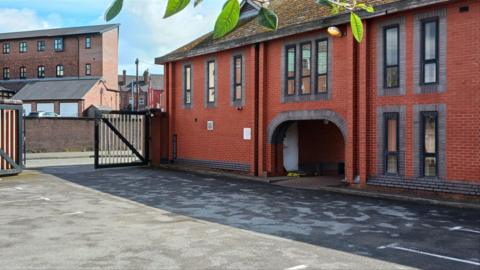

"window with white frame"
[206,61,215,104]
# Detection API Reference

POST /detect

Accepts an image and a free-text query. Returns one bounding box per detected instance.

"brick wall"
[0,37,81,79]
[367,0,480,183]
[83,81,118,113]
[298,120,345,174]
[25,118,94,153]
[0,28,117,84]
[169,47,254,170]
[101,28,119,90]
[161,0,480,187]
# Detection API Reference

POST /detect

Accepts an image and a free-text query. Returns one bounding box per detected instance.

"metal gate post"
[144,111,150,165]
[94,110,101,169]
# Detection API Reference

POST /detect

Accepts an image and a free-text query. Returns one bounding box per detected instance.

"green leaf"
[194,0,203,7]
[213,0,240,39]
[350,12,364,43]
[164,0,191,19]
[257,7,278,31]
[357,3,375,13]
[330,5,339,15]
[105,0,123,21]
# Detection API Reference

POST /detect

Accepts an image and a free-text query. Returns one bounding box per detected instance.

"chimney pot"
[144,69,150,87]
[122,70,127,85]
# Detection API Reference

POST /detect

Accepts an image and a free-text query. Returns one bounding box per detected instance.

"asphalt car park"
[0,165,479,269]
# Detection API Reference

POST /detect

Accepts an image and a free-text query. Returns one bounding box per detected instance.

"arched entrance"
[268,110,348,181]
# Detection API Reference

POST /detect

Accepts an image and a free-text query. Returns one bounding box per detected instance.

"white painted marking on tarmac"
[0,186,23,191]
[0,197,51,204]
[285,265,308,270]
[449,226,480,234]
[378,243,480,266]
[62,211,84,216]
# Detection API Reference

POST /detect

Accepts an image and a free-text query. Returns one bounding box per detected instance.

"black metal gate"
[0,101,23,176]
[94,111,149,169]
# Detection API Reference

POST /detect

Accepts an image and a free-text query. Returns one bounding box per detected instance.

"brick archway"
[268,110,348,144]
[267,110,348,177]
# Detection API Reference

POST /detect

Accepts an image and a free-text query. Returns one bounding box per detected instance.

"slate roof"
[0,24,119,41]
[13,79,100,101]
[156,0,448,63]
[0,81,28,92]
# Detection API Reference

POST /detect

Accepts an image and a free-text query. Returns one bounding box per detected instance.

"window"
[85,36,91,49]
[384,25,399,88]
[37,40,46,51]
[54,38,64,51]
[384,113,399,174]
[207,61,215,103]
[184,65,192,105]
[85,64,91,76]
[3,43,10,54]
[3,67,10,80]
[316,39,328,93]
[60,103,78,117]
[19,66,27,79]
[19,42,27,53]
[37,66,45,78]
[421,18,439,84]
[37,103,54,114]
[233,56,243,101]
[300,43,311,95]
[421,111,438,177]
[56,65,64,77]
[285,46,296,95]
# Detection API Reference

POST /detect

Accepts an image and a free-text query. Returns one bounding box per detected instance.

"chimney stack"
[122,70,127,85]
[143,69,150,87]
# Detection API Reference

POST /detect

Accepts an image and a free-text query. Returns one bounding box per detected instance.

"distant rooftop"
[13,79,101,101]
[0,24,119,41]
[118,74,164,91]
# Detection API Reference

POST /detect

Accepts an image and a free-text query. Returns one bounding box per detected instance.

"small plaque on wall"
[243,128,251,140]
[207,121,214,131]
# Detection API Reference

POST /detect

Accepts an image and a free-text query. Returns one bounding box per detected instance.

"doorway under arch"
[268,110,348,179]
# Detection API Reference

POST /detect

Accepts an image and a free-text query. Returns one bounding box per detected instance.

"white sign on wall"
[207,121,214,131]
[243,128,251,140]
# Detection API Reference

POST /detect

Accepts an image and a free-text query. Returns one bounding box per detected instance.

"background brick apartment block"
[155,0,480,195]
[0,24,120,116]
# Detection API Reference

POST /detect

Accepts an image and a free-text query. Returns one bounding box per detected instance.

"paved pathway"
[1,165,479,269]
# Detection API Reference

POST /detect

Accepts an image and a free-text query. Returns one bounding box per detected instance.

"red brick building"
[0,24,120,116]
[155,0,480,195]
[118,70,165,111]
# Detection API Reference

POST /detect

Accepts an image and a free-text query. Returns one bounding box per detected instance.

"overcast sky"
[0,0,222,75]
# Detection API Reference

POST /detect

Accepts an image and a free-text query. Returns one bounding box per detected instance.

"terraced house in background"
[155,0,479,195]
[0,24,120,117]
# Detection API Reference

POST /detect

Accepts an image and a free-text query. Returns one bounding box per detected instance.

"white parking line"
[378,243,480,266]
[285,265,308,270]
[0,186,23,191]
[0,197,50,204]
[62,211,84,216]
[449,226,480,234]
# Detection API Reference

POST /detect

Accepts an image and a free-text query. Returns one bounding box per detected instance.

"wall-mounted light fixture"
[327,26,343,38]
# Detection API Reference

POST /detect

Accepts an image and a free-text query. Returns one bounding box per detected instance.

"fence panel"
[0,102,23,176]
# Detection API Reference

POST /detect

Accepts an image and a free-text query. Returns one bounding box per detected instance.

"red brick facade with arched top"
[156,0,480,195]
